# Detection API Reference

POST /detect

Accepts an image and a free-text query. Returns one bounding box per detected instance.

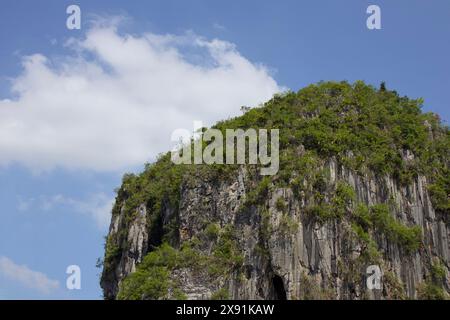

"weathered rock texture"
[101,160,449,299]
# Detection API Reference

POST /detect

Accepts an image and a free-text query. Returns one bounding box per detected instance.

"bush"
[351,224,381,263]
[417,282,447,300]
[369,204,422,252]
[211,288,230,300]
[298,272,334,300]
[117,243,178,300]
[306,203,334,222]
[103,235,121,273]
[116,243,208,300]
[275,197,287,212]
[204,223,220,240]
[335,181,356,202]
[431,261,446,283]
[332,181,356,217]
[245,177,271,206]
[117,265,170,300]
[210,226,244,276]
[428,180,450,215]
[383,271,406,300]
[353,203,372,229]
[279,214,299,235]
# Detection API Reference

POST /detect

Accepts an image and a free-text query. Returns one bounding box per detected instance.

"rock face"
[101,204,149,297]
[100,81,449,300]
[101,160,449,299]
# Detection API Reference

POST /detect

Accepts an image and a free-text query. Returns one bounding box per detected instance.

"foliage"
[383,271,406,300]
[103,234,121,274]
[117,243,180,300]
[204,223,220,240]
[428,170,450,215]
[298,272,334,300]
[217,81,448,200]
[417,260,448,300]
[211,288,230,300]
[417,282,447,300]
[209,225,244,276]
[332,181,356,217]
[275,197,287,212]
[107,81,449,299]
[244,176,271,206]
[278,214,299,235]
[351,224,381,263]
[431,261,446,283]
[369,204,422,252]
[353,203,372,229]
[306,181,356,222]
[306,203,334,222]
[117,223,245,300]
[112,80,449,231]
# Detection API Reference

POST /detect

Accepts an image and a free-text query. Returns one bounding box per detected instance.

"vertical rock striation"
[101,160,449,299]
[100,81,449,300]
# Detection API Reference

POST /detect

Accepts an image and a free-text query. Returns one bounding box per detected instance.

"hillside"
[100,81,449,300]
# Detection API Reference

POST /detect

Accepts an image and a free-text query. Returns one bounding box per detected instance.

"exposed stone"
[101,160,449,299]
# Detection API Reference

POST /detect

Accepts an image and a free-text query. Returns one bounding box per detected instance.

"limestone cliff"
[100,81,449,300]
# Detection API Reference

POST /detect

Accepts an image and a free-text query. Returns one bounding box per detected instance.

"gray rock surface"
[101,160,449,299]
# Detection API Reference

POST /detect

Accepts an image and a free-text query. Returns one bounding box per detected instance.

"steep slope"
[100,81,449,300]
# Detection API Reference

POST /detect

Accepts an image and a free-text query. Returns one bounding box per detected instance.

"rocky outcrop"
[100,81,449,300]
[101,159,449,299]
[101,204,148,298]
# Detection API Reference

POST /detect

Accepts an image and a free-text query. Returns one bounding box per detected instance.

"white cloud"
[17,193,114,229]
[213,23,226,31]
[0,256,59,294]
[0,21,282,172]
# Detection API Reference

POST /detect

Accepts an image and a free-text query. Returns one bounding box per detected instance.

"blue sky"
[0,0,448,299]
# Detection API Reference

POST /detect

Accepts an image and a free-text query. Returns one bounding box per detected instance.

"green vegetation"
[244,176,271,207]
[351,203,422,253]
[275,197,287,212]
[306,203,334,222]
[117,243,181,300]
[353,203,372,229]
[369,204,422,252]
[259,208,273,244]
[417,260,448,300]
[298,272,334,300]
[431,261,446,283]
[279,214,299,235]
[209,225,244,277]
[332,181,356,217]
[117,153,186,220]
[103,234,121,276]
[117,224,244,300]
[351,224,381,263]
[112,81,448,233]
[305,181,356,222]
[211,288,230,300]
[417,282,447,300]
[428,170,450,214]
[105,81,448,299]
[204,223,220,240]
[383,271,406,300]
[223,81,448,218]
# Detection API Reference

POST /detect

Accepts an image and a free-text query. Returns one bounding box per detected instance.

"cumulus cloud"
[0,22,282,172]
[18,193,114,229]
[0,256,59,294]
